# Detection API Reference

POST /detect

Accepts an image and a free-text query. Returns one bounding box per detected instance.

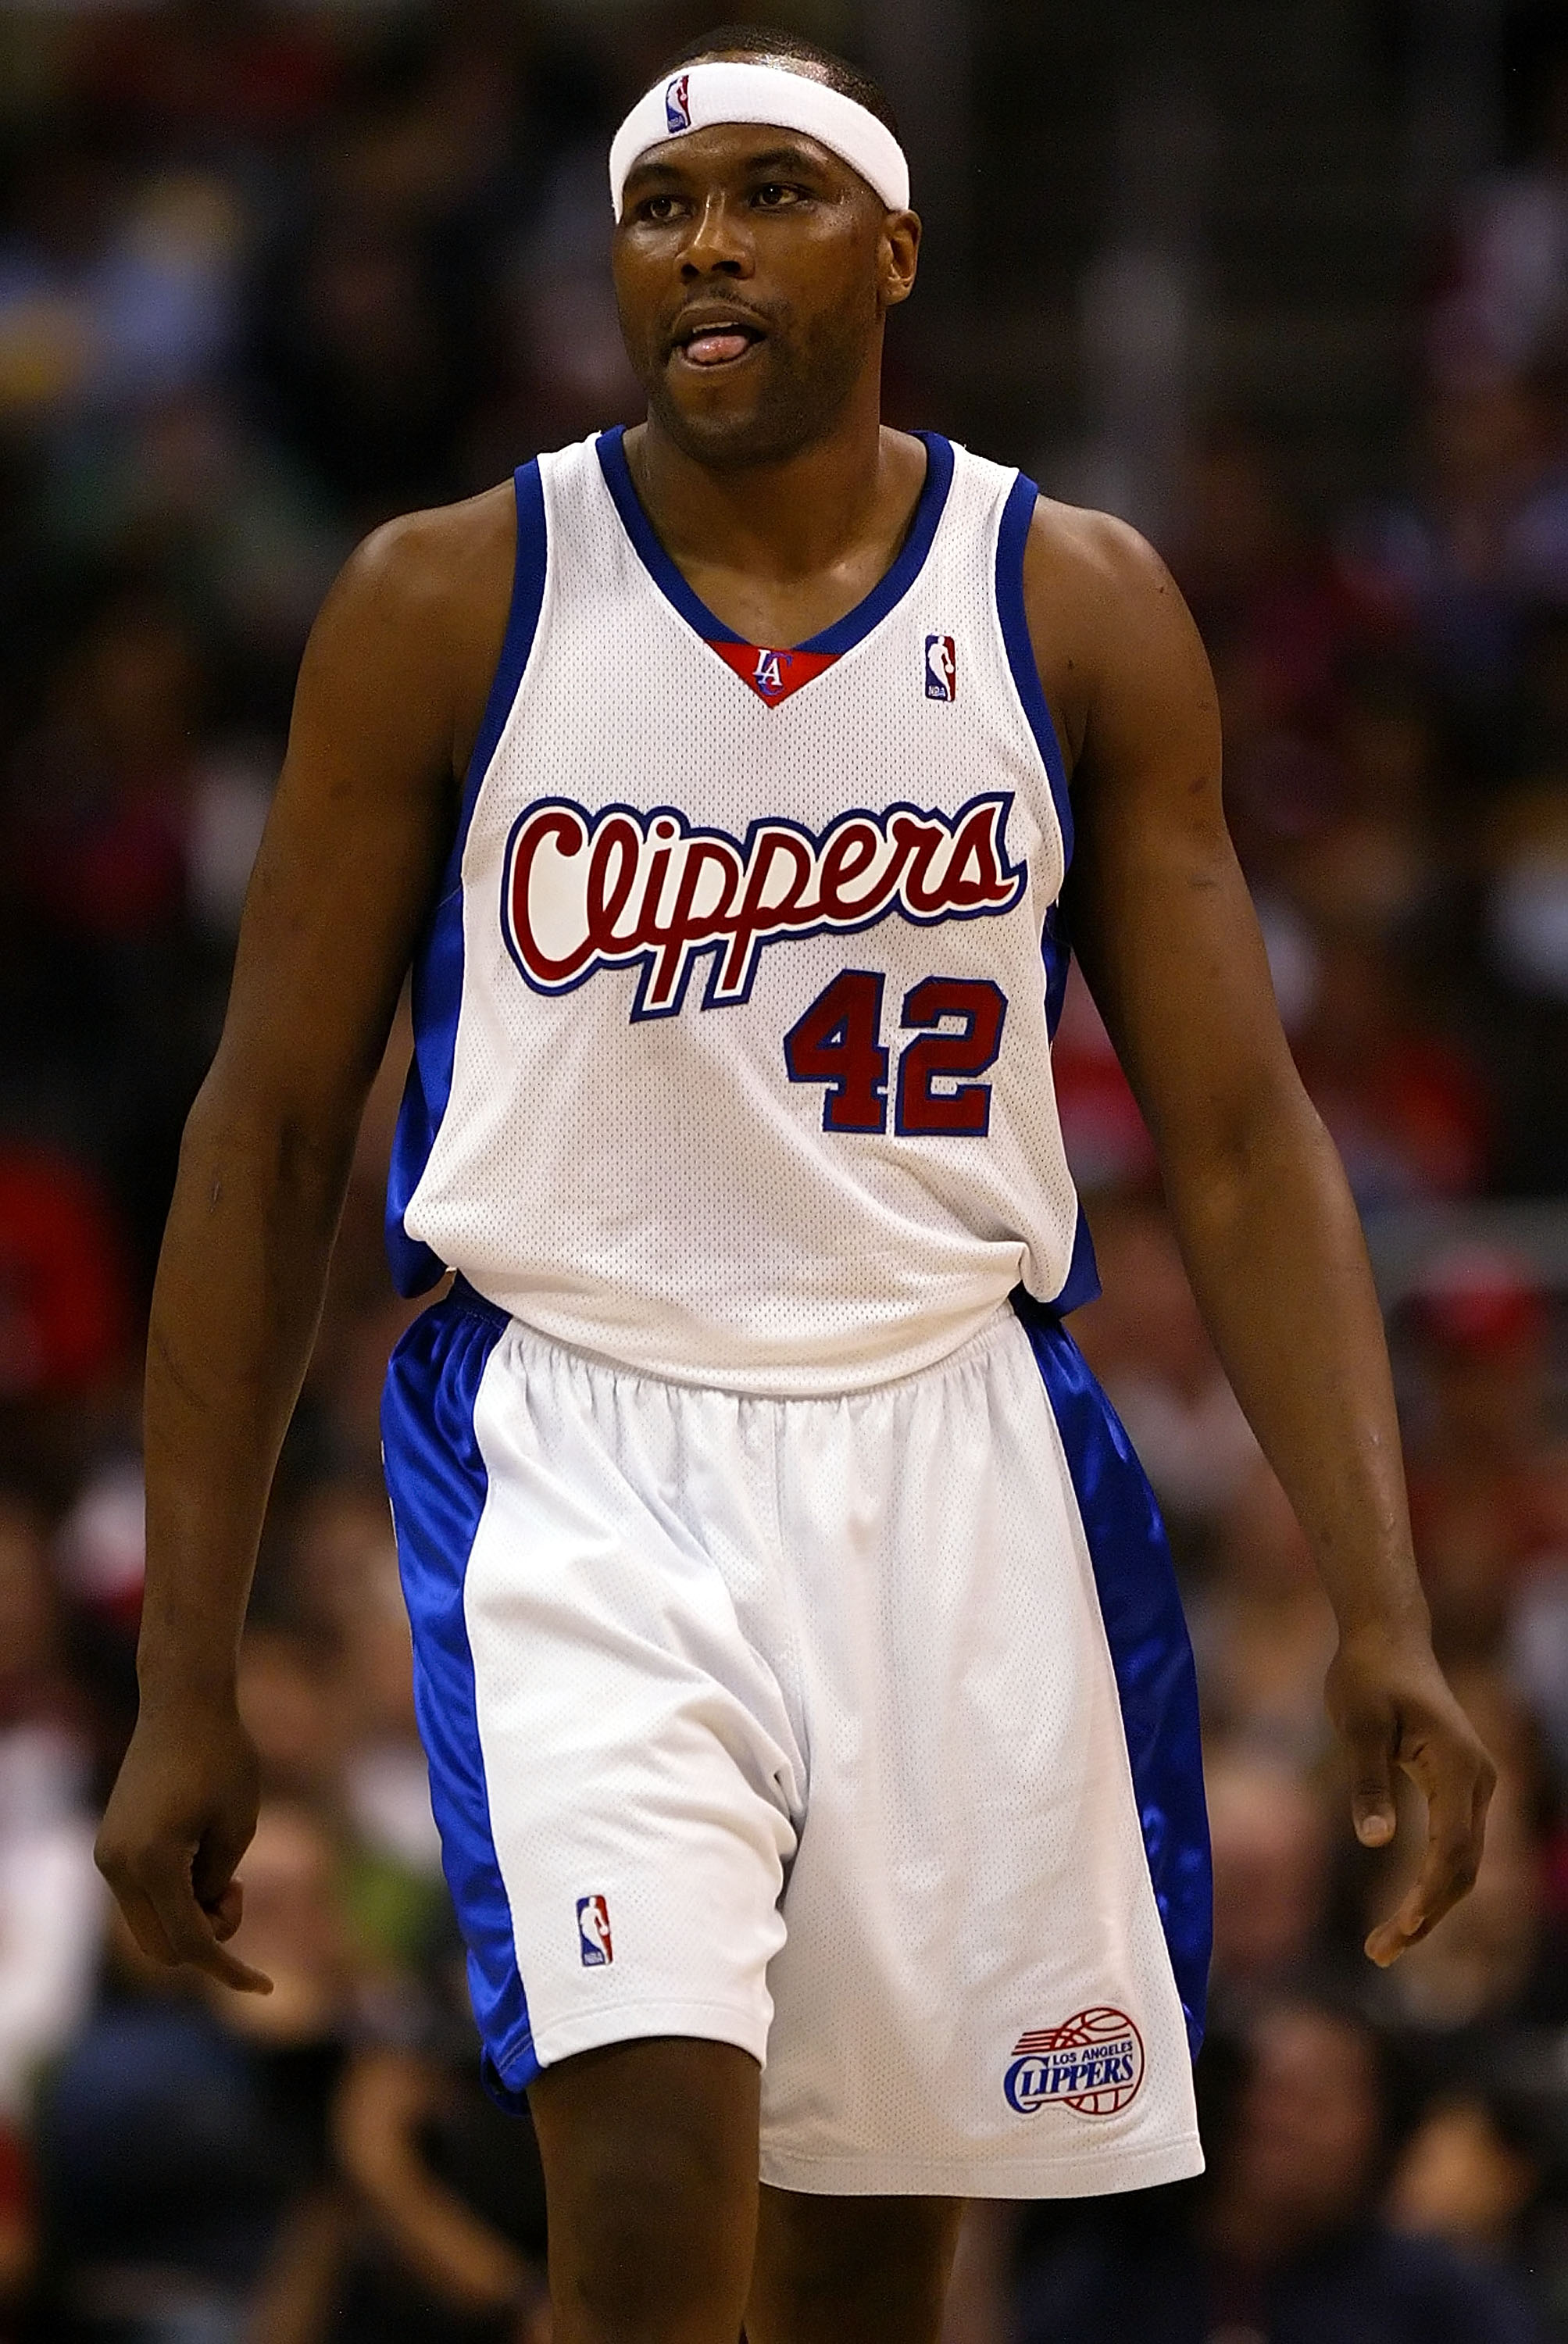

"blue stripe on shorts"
[1013,1290,1213,2055]
[381,1283,541,2100]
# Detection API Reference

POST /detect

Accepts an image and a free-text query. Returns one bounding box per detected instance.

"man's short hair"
[654,23,901,141]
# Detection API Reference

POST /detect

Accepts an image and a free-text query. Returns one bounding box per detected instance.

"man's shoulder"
[345,481,520,628]
[1020,491,1173,614]
[1007,488,1196,767]
[298,480,524,768]
[306,483,521,724]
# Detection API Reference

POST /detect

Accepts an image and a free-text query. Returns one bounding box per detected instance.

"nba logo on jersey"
[577,1894,614,1966]
[925,634,957,700]
[665,74,691,133]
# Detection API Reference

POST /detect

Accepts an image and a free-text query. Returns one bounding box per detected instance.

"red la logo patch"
[708,640,839,706]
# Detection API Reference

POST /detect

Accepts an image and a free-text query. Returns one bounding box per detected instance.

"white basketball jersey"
[388,427,1098,1392]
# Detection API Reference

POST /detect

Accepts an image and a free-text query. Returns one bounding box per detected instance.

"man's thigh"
[527,2040,963,2344]
[747,2185,965,2344]
[529,2037,761,2343]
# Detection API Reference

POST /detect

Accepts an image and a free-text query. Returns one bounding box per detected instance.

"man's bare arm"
[95,489,514,1988]
[1027,505,1494,1964]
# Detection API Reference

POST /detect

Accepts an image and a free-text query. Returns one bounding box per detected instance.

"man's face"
[611,116,916,469]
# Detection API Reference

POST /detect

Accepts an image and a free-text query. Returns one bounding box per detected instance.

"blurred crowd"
[0,4,1565,2342]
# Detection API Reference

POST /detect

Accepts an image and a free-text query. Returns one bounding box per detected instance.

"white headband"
[609,60,909,221]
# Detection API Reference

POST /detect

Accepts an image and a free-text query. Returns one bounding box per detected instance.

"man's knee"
[529,2036,760,2341]
[747,2189,965,2344]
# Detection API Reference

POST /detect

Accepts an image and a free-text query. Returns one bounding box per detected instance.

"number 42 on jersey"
[785,971,1008,1138]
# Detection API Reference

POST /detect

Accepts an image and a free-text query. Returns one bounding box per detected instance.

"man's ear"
[881,210,920,309]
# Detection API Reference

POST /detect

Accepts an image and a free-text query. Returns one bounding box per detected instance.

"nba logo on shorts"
[1003,2007,1144,2117]
[924,634,956,701]
[666,74,692,133]
[577,1894,614,1966]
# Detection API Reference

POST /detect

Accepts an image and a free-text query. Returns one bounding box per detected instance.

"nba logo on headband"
[665,74,691,134]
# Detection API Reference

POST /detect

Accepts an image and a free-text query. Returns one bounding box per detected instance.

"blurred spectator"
[0,1142,131,1502]
[1167,427,1370,892]
[1290,922,1491,1208]
[286,1484,447,1970]
[1398,1245,1568,1660]
[1188,1463,1337,1762]
[238,1624,348,1810]
[0,1147,128,1406]
[1203,1745,1333,2021]
[1480,765,1568,1192]
[37,1799,355,2344]
[1073,1198,1258,1545]
[1390,2092,1543,2256]
[1488,776,1568,1003]
[71,4,341,154]
[1013,1999,1548,2342]
[41,391,345,706]
[332,2032,550,2342]
[1343,366,1568,727]
[0,126,244,432]
[255,204,473,523]
[0,2117,29,2343]
[1171,427,1362,742]
[0,1494,104,2122]
[1434,44,1568,379]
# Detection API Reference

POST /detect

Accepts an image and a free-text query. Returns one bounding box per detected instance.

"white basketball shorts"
[380,1281,1210,2198]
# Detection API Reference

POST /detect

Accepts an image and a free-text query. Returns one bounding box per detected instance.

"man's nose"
[680,191,753,277]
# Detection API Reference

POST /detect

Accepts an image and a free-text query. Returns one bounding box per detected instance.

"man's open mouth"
[670,314,766,368]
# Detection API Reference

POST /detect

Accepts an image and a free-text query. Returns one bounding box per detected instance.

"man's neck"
[622,390,929,647]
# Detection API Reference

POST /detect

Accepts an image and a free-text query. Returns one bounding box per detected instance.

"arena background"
[0,2,1566,2338]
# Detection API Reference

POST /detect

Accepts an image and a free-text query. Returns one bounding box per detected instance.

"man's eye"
[639,194,683,222]
[753,183,803,208]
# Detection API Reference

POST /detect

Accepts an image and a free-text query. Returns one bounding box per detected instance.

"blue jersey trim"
[1009,481,1091,1315]
[596,423,737,641]
[382,1289,541,2099]
[1041,900,1070,1042]
[1012,1292,1212,2055]
[1048,1202,1102,1315]
[595,425,955,659]
[804,432,954,652]
[995,470,1073,870]
[387,462,549,1297]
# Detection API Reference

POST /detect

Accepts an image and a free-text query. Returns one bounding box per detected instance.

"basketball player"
[96,28,1494,2344]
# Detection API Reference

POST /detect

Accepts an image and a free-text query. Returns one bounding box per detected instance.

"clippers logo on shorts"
[577,1894,613,1967]
[665,74,691,133]
[502,792,1025,1019]
[925,634,957,701]
[1004,2009,1144,2117]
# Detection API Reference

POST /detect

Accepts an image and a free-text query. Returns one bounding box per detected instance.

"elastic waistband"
[439,1281,1071,1404]
[448,1274,512,1331]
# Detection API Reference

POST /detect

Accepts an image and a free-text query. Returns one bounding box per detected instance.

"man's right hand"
[95,1699,273,1994]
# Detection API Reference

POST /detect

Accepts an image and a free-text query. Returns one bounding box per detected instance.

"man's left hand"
[1324,1624,1497,1967]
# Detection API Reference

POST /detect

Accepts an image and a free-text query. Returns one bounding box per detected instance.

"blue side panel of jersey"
[386,462,550,1297]
[995,470,1073,866]
[1013,1292,1213,2056]
[997,469,1101,1315]
[381,1285,542,2102]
